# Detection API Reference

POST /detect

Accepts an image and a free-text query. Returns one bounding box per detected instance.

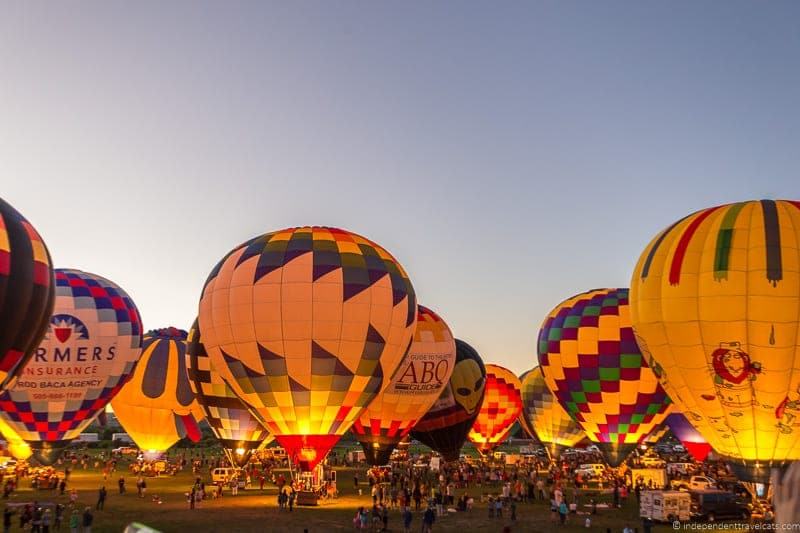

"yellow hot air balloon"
[352,305,456,465]
[111,328,205,458]
[467,364,523,455]
[630,199,800,480]
[198,227,416,470]
[519,366,585,459]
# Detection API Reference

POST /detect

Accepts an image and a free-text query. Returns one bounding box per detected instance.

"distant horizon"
[3,2,798,375]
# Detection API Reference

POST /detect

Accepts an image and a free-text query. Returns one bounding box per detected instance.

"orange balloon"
[467,364,523,455]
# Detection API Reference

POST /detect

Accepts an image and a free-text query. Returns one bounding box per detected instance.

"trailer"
[640,490,691,522]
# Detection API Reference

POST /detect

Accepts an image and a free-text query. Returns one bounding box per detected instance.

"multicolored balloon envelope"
[198,227,417,470]
[0,269,142,464]
[519,366,585,459]
[411,339,486,461]
[538,288,672,467]
[630,200,800,479]
[0,197,55,392]
[467,364,523,455]
[186,319,272,467]
[665,413,712,462]
[111,328,204,458]
[352,305,456,465]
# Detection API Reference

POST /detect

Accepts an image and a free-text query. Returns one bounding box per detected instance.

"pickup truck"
[671,475,717,491]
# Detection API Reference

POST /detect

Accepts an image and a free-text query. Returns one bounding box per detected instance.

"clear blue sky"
[2,2,798,375]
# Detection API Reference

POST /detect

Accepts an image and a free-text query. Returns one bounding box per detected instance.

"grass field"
[3,466,690,532]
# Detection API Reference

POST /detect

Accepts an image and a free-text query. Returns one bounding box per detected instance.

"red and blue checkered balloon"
[0,269,142,463]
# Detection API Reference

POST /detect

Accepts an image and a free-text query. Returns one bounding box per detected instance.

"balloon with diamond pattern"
[537,288,672,466]
[198,227,416,470]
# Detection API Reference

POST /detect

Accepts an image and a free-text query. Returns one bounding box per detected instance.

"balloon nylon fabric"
[630,200,800,465]
[0,197,55,392]
[197,227,417,469]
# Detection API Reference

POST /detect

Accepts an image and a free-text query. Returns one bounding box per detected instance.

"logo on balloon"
[49,315,90,343]
[392,355,450,394]
[709,342,761,411]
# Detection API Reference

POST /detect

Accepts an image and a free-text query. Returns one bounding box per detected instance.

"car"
[112,446,138,456]
[575,463,606,478]
[211,467,247,488]
[672,475,717,491]
[640,456,666,468]
[690,490,750,522]
[673,444,686,452]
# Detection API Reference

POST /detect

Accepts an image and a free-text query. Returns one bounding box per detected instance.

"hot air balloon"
[538,288,672,467]
[467,364,523,456]
[665,413,712,462]
[643,422,670,446]
[111,328,204,459]
[186,319,272,467]
[198,227,416,471]
[0,416,32,460]
[0,197,55,392]
[411,339,486,461]
[352,305,456,465]
[630,200,800,480]
[519,366,585,460]
[0,269,142,464]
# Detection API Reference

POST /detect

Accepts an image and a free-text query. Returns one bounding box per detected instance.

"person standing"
[96,487,106,511]
[42,509,52,533]
[81,507,93,533]
[54,504,64,532]
[422,506,435,533]
[3,507,14,533]
[68,511,79,533]
[118,477,125,495]
[402,506,412,533]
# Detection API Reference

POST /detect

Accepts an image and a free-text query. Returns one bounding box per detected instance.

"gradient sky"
[2,2,798,375]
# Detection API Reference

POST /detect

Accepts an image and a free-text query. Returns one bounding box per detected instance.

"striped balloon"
[111,328,204,457]
[631,200,800,479]
[0,198,54,392]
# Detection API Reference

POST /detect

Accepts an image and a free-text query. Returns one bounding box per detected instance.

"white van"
[211,467,247,489]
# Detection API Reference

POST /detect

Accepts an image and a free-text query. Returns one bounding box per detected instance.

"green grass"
[1,452,684,532]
